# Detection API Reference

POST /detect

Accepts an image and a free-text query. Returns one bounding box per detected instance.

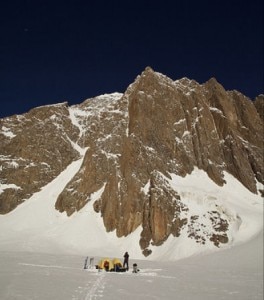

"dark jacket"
[123,252,129,262]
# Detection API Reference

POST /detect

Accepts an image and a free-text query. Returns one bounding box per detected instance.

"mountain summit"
[0,67,263,257]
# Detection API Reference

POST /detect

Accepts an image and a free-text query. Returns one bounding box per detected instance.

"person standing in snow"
[123,252,129,270]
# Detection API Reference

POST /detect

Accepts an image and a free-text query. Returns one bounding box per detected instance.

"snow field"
[0,147,263,299]
[0,235,262,300]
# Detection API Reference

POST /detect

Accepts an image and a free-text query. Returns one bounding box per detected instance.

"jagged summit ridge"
[0,67,263,256]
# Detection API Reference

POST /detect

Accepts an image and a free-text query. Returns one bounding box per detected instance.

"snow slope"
[0,156,263,299]
[0,232,262,300]
[0,156,262,260]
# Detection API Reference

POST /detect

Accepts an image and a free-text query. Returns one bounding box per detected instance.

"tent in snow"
[112,258,125,271]
[97,257,126,272]
[112,258,122,267]
[97,258,114,271]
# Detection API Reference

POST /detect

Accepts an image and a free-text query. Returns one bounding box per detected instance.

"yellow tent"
[112,258,126,272]
[112,258,122,268]
[97,258,114,271]
[97,257,126,272]
[112,258,122,265]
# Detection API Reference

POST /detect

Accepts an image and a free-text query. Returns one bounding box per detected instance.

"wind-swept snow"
[0,231,262,300]
[0,157,263,299]
[0,158,262,260]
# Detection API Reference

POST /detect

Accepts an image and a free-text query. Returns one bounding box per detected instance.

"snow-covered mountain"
[0,67,263,260]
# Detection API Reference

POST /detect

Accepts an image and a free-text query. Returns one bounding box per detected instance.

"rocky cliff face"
[0,67,263,255]
[254,94,264,122]
[0,103,81,213]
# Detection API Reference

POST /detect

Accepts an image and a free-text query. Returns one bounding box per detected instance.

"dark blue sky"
[0,0,263,118]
